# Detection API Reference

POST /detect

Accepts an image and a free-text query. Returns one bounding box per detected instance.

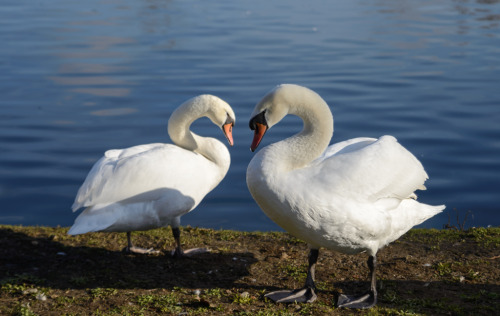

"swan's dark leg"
[337,255,377,309]
[171,227,184,258]
[126,231,133,251]
[123,232,159,254]
[265,248,319,303]
[170,226,209,258]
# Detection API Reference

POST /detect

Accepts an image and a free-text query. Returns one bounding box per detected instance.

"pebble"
[36,293,47,301]
[23,288,38,295]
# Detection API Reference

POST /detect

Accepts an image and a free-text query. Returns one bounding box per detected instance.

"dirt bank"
[1,225,499,315]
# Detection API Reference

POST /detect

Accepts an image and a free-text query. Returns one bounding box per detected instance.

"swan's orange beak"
[223,123,234,146]
[250,123,267,152]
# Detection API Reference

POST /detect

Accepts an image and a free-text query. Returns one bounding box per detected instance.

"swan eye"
[224,114,234,126]
[223,114,235,131]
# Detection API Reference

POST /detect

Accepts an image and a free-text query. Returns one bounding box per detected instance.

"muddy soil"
[1,225,499,315]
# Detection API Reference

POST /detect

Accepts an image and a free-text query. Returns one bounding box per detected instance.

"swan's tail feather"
[67,202,162,235]
[67,205,115,235]
[385,200,445,246]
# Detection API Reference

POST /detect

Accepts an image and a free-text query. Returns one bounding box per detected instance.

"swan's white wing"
[313,137,378,163]
[72,143,220,212]
[72,143,160,211]
[302,136,428,205]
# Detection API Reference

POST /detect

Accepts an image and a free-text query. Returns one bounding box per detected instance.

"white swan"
[247,84,445,308]
[69,95,235,256]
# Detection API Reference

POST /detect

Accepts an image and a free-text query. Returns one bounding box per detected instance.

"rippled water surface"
[1,0,499,230]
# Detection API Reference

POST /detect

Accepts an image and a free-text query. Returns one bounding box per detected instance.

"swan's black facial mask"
[249,110,268,152]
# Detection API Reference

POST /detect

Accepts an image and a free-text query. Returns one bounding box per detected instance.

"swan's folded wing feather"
[72,144,213,211]
[314,137,378,163]
[312,136,428,204]
[72,143,164,211]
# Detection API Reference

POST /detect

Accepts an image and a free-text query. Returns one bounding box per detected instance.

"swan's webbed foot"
[337,255,378,309]
[170,225,210,258]
[123,246,160,254]
[265,286,317,303]
[337,291,377,309]
[123,232,160,254]
[266,248,320,304]
[171,247,210,258]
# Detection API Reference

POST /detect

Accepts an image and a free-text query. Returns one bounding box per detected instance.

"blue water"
[1,0,499,231]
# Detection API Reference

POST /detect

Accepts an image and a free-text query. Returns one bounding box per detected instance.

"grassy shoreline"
[1,225,499,315]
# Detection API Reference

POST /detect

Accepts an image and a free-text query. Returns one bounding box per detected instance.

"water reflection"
[47,4,141,99]
[49,35,135,98]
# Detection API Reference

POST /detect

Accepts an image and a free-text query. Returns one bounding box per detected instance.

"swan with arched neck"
[69,94,235,257]
[247,84,444,308]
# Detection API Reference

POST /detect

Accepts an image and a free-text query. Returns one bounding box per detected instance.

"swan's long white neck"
[266,88,334,171]
[167,98,230,174]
